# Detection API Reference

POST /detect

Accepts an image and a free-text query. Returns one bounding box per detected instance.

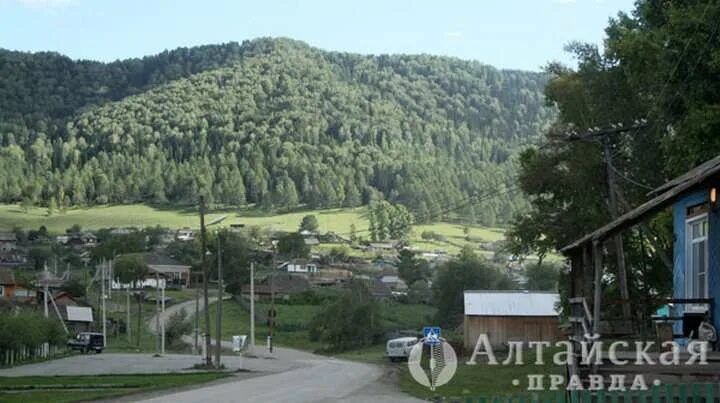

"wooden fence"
[1,343,60,367]
[433,384,720,402]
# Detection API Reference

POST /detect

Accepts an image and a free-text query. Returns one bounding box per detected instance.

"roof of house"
[0,268,15,285]
[303,237,320,245]
[464,291,559,317]
[561,154,720,253]
[243,274,311,295]
[143,253,190,269]
[61,306,93,322]
[0,233,17,242]
[368,279,393,298]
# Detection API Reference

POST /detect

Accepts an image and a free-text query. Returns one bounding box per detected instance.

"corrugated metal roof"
[66,306,94,322]
[464,291,559,317]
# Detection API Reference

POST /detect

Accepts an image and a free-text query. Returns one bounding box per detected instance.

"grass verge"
[0,372,229,403]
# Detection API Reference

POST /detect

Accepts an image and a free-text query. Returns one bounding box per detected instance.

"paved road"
[136,357,422,403]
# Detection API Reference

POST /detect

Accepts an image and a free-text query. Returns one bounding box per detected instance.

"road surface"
[135,357,421,403]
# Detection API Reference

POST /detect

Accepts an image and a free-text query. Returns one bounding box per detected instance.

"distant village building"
[368,279,393,301]
[303,237,320,246]
[463,291,563,350]
[113,253,191,289]
[241,274,311,300]
[0,233,17,253]
[307,268,353,286]
[176,228,195,241]
[278,259,318,273]
[67,233,98,248]
[380,275,408,292]
[0,268,36,301]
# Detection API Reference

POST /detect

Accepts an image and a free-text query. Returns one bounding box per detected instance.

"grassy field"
[202,299,435,354]
[0,203,506,250]
[0,372,229,403]
[399,350,563,400]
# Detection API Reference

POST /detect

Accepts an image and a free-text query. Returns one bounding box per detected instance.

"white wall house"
[279,259,318,273]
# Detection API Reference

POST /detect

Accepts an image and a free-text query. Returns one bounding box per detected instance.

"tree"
[432,247,515,327]
[525,263,561,291]
[277,232,310,259]
[28,246,52,270]
[308,280,383,351]
[397,249,429,285]
[368,201,413,241]
[299,215,319,232]
[114,254,149,347]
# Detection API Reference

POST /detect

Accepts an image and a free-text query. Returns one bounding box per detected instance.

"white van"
[385,337,418,362]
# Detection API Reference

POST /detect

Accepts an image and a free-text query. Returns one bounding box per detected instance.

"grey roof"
[0,233,17,242]
[143,253,190,268]
[561,155,720,253]
[0,268,15,285]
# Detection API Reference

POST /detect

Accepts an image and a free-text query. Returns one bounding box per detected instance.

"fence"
[1,343,60,367]
[433,384,720,402]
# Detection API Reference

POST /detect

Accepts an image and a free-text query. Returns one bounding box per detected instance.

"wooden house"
[561,155,720,384]
[0,268,36,302]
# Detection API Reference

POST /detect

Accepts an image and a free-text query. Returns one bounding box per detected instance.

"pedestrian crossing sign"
[423,326,441,345]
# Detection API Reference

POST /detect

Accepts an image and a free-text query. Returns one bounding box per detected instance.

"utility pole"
[250,262,255,353]
[269,243,276,354]
[43,265,49,318]
[602,137,631,320]
[156,272,161,354]
[161,282,166,355]
[215,233,223,368]
[199,195,212,366]
[126,280,131,343]
[559,122,644,322]
[101,259,107,348]
[194,272,199,355]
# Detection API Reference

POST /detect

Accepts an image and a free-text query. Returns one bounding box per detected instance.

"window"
[0,285,4,296]
[686,214,709,299]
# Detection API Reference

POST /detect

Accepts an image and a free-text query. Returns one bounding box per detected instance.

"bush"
[0,313,65,364]
[165,309,192,348]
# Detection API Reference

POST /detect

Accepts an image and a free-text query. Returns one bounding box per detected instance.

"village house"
[306,268,353,286]
[561,154,720,384]
[278,259,318,274]
[175,228,195,241]
[113,253,191,289]
[0,268,36,302]
[68,232,98,248]
[241,274,311,300]
[379,275,408,292]
[0,232,17,253]
[463,290,563,350]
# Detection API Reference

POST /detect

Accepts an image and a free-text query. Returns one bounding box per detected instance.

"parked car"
[385,336,418,362]
[67,332,104,353]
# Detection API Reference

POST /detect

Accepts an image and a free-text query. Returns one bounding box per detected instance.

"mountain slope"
[0,38,553,225]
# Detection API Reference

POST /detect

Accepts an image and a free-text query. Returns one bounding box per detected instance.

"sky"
[0,0,636,71]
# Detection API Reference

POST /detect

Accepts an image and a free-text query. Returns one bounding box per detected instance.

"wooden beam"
[592,241,603,336]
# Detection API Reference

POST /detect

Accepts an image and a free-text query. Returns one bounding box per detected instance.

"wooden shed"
[463,291,563,350]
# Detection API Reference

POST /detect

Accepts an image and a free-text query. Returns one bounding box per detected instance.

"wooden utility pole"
[250,262,255,353]
[126,283,131,343]
[602,138,631,320]
[215,234,223,367]
[199,195,212,366]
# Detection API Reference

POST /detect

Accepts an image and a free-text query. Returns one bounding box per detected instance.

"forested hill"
[0,38,553,225]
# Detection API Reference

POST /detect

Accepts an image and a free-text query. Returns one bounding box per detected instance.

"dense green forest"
[0,38,553,225]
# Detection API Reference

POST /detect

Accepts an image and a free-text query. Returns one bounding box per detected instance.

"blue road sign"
[423,326,441,345]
